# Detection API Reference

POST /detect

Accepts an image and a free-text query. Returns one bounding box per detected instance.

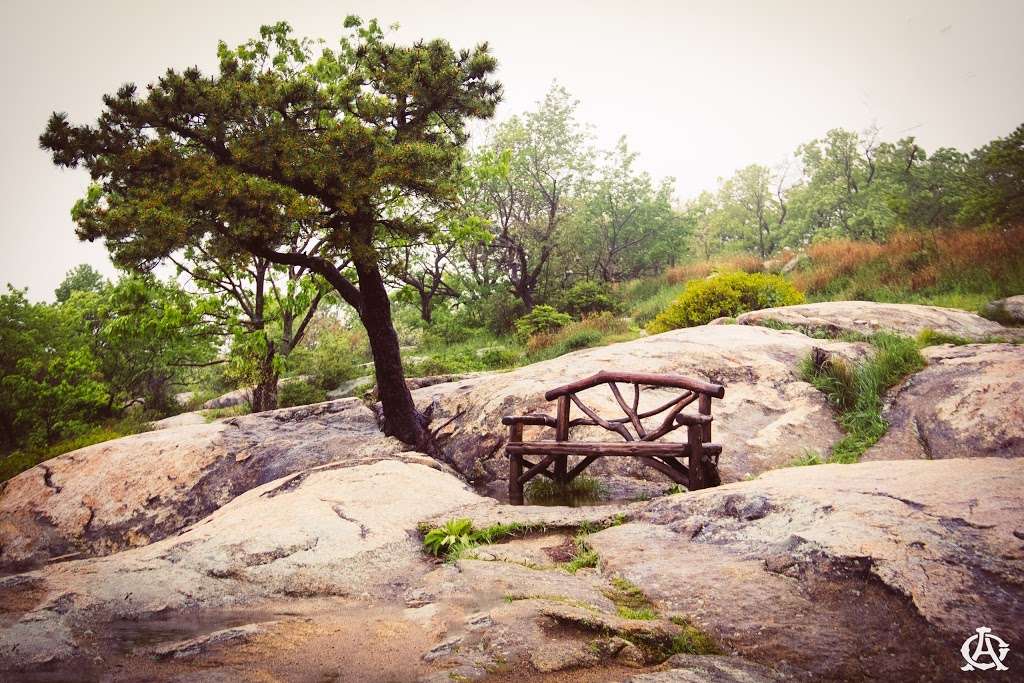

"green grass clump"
[916,328,972,347]
[801,332,925,463]
[788,450,824,467]
[669,616,720,655]
[202,404,251,421]
[525,475,608,506]
[564,548,599,574]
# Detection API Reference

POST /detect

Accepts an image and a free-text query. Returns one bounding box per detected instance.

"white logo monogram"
[961,626,1010,672]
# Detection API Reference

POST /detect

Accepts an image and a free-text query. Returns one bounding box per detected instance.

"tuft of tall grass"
[525,474,608,506]
[801,332,925,463]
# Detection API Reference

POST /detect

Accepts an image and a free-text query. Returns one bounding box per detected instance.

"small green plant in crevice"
[525,475,608,506]
[617,606,657,620]
[603,575,658,620]
[422,518,476,559]
[562,530,600,574]
[916,328,972,347]
[801,332,925,464]
[664,483,685,495]
[669,616,720,655]
[788,449,824,467]
[421,519,540,562]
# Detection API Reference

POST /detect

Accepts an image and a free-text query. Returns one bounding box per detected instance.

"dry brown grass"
[789,240,885,293]
[790,225,1024,303]
[526,313,633,354]
[665,254,764,285]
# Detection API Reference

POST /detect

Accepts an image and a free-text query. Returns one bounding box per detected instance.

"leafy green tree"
[63,275,221,414]
[680,191,724,260]
[716,164,783,258]
[579,138,682,280]
[54,263,107,303]
[790,128,897,241]
[960,123,1024,225]
[169,240,327,411]
[0,287,107,451]
[470,85,591,309]
[40,18,501,447]
[901,147,969,228]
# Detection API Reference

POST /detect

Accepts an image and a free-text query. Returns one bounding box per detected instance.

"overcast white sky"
[2,0,1022,300]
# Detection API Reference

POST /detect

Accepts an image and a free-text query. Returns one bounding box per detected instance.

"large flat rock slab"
[587,458,1024,680]
[864,343,1024,461]
[413,324,869,488]
[0,398,413,570]
[737,300,1011,340]
[0,460,481,672]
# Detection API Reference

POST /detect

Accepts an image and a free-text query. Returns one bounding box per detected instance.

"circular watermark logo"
[961,626,1010,672]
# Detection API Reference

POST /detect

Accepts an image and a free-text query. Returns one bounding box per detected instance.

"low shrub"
[647,271,805,332]
[288,323,368,389]
[477,346,521,369]
[277,380,328,408]
[514,305,572,338]
[556,280,619,317]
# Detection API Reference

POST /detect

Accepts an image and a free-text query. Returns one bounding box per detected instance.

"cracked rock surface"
[863,343,1024,461]
[588,457,1024,680]
[0,398,423,570]
[2,456,1019,681]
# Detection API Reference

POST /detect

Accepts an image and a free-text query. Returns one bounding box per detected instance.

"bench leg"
[509,452,524,505]
[555,456,568,485]
[687,424,705,490]
[508,423,524,505]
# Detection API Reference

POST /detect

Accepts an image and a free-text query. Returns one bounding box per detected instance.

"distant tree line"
[681,123,1024,259]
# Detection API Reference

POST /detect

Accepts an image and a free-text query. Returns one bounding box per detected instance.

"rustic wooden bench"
[502,371,726,505]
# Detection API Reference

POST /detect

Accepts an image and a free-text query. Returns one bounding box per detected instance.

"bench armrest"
[674,413,713,426]
[502,414,558,428]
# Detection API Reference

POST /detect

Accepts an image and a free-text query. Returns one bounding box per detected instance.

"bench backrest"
[542,371,725,443]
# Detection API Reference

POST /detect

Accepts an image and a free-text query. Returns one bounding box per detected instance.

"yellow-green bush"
[647,272,804,332]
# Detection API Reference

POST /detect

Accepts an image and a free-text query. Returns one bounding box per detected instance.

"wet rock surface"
[588,458,1024,680]
[1,456,1019,681]
[864,343,1024,461]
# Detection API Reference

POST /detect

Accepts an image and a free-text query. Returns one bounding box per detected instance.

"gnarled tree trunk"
[250,341,279,412]
[354,257,428,448]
